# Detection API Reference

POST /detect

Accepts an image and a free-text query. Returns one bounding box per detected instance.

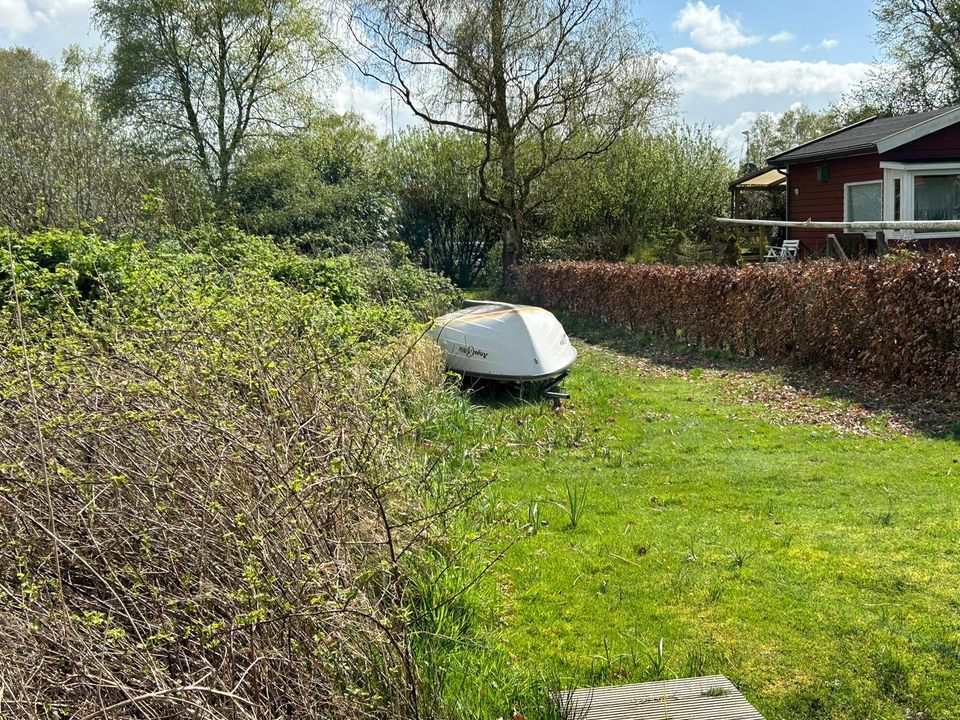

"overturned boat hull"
[428,301,577,381]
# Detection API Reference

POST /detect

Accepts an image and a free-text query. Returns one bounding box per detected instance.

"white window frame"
[881,161,960,239]
[843,180,883,237]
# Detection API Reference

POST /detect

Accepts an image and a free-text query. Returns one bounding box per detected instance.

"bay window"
[881,161,960,237]
[913,173,960,221]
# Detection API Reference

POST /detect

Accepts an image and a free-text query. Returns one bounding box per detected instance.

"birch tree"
[343,0,672,278]
[94,0,330,208]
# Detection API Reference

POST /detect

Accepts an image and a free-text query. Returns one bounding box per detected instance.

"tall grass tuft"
[562,477,590,529]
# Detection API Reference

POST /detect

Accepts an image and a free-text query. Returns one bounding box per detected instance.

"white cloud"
[673,1,760,51]
[769,31,794,43]
[0,0,42,33]
[711,110,757,157]
[331,79,417,137]
[0,0,89,35]
[665,47,875,102]
[712,102,809,157]
[821,38,839,50]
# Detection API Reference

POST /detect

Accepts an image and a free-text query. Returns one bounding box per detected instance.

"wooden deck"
[554,675,764,720]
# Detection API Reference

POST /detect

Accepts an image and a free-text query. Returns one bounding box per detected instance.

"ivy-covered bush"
[513,257,960,391]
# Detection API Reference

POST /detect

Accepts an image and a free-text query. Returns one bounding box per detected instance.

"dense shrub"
[0,226,470,718]
[0,225,459,322]
[386,124,733,285]
[232,114,393,246]
[388,129,499,287]
[512,257,960,391]
[542,125,733,257]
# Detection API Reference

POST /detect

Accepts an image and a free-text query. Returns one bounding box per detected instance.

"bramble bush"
[0,225,482,719]
[512,257,960,391]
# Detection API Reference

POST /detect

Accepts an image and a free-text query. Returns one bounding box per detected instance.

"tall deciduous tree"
[0,48,145,234]
[853,0,960,113]
[343,0,672,279]
[94,0,330,208]
[388,129,499,287]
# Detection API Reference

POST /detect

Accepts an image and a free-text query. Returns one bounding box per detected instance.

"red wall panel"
[786,153,881,254]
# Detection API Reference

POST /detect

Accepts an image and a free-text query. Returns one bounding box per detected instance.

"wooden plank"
[714,217,960,232]
[825,234,849,262]
[554,676,764,720]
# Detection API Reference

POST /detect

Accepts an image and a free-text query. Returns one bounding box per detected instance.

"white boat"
[428,301,577,385]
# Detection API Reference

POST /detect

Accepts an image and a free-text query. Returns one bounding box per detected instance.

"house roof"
[768,105,960,166]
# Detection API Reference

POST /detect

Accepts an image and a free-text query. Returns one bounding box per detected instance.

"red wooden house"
[744,106,960,255]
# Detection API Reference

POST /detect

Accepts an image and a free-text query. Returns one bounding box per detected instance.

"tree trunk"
[491,0,521,285]
[498,133,522,281]
[501,210,519,272]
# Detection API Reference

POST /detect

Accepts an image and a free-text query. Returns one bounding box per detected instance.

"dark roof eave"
[768,145,878,167]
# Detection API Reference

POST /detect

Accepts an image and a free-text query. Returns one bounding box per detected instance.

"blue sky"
[639,0,880,157]
[1,0,882,156]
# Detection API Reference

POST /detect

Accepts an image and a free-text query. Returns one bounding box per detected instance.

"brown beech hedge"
[512,256,960,391]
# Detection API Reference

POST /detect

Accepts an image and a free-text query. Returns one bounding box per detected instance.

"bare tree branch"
[339,0,673,281]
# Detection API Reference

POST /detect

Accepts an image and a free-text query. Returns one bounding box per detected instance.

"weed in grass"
[875,646,913,701]
[644,638,669,681]
[773,528,795,548]
[684,647,706,677]
[670,564,694,595]
[560,477,589,529]
[683,640,728,680]
[762,497,777,519]
[526,500,541,536]
[726,547,756,569]
[682,644,709,678]
[587,638,635,684]
[930,639,960,663]
[706,584,725,605]
[870,486,897,527]
[874,509,896,527]
[649,495,682,510]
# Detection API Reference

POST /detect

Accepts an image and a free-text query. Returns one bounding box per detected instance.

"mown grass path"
[475,322,960,720]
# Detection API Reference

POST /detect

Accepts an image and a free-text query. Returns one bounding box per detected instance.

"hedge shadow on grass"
[560,314,960,439]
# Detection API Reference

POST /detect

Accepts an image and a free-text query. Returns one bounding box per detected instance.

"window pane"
[847,183,881,221]
[894,178,901,221]
[914,174,960,220]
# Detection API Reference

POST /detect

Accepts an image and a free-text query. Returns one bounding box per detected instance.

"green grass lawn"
[465,322,960,720]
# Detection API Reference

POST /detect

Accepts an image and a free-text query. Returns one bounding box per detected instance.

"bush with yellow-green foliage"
[0,225,484,719]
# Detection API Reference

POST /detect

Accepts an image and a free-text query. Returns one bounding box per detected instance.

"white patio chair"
[764,238,799,263]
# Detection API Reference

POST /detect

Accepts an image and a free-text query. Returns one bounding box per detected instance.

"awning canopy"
[730,165,787,191]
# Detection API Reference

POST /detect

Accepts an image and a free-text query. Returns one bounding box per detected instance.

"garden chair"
[764,238,799,264]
